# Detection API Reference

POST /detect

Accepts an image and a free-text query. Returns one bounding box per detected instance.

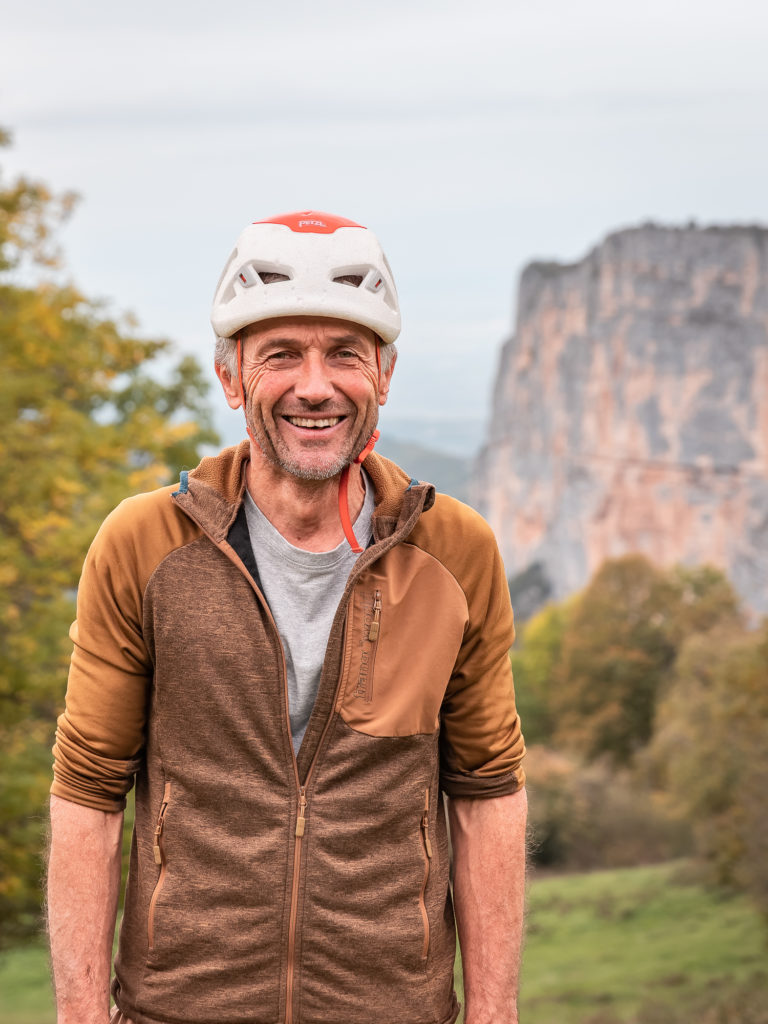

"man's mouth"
[283,415,345,429]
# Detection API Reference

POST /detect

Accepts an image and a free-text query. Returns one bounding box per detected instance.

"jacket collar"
[171,442,435,546]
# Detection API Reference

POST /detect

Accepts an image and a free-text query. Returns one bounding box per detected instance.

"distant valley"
[374,436,472,503]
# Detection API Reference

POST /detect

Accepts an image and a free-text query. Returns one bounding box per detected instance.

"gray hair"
[214,333,397,380]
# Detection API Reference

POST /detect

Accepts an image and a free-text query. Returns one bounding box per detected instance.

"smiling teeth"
[287,416,341,428]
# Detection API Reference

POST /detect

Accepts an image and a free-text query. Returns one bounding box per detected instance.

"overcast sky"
[4,0,768,453]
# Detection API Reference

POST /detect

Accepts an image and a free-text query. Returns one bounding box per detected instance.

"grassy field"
[2,862,766,1024]
[515,861,767,1023]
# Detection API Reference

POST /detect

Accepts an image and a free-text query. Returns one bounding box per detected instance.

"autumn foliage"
[0,132,218,945]
[514,555,768,922]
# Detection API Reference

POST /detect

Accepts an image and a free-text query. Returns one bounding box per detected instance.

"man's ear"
[214,361,243,411]
[378,350,396,407]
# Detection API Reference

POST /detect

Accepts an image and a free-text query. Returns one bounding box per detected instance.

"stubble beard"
[245,398,379,481]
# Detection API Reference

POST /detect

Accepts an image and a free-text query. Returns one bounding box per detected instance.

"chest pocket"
[339,546,468,737]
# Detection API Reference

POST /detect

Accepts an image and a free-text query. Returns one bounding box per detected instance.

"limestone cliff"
[473,224,768,618]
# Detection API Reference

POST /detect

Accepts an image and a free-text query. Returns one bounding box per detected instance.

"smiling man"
[227,318,387,482]
[48,211,527,1024]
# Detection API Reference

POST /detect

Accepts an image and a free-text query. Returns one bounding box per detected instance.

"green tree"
[551,556,741,766]
[0,131,218,946]
[651,622,768,917]
[550,556,677,765]
[664,562,742,645]
[510,600,572,745]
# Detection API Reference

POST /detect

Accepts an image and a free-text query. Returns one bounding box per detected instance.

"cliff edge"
[473,224,768,617]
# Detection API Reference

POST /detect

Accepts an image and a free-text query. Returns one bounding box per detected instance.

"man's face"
[219,317,393,481]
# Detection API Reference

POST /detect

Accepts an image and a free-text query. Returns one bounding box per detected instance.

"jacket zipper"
[148,781,172,950]
[204,542,305,1024]
[419,787,432,961]
[170,501,403,1023]
[285,626,357,1023]
[285,786,307,1024]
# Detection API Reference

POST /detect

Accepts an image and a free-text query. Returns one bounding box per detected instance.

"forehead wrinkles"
[243,319,377,356]
[240,335,380,392]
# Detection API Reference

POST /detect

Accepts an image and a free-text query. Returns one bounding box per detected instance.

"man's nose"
[292,353,336,404]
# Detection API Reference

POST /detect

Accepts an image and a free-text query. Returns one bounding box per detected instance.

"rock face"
[473,224,768,617]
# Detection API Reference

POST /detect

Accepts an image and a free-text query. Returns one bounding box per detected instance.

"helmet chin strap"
[338,429,380,553]
[237,333,382,553]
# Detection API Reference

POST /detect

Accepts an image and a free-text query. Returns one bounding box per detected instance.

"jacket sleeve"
[437,505,526,799]
[51,498,157,813]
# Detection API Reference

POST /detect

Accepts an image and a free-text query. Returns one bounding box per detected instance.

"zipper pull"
[295,788,307,838]
[421,789,433,858]
[153,797,169,865]
[368,590,382,642]
[421,812,433,859]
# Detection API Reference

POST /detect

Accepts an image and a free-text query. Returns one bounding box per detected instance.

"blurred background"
[2,1,767,1021]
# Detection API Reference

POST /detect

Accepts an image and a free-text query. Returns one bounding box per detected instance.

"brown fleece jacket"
[52,443,525,1024]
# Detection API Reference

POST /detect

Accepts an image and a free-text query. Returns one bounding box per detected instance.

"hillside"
[375,435,472,502]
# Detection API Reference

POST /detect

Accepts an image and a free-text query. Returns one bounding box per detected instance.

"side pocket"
[147,781,172,951]
[418,787,432,961]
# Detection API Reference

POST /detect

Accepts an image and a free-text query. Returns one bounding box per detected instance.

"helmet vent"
[257,271,291,284]
[234,264,293,290]
[333,274,364,288]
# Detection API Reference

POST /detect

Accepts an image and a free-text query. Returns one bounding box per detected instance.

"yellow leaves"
[127,463,171,494]
[51,475,87,501]
[0,154,78,272]
[1,270,217,621]
[165,418,200,445]
[18,511,72,546]
[0,555,19,585]
[0,137,219,945]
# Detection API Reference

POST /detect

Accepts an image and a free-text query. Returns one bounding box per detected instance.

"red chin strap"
[338,430,380,553]
[238,332,382,553]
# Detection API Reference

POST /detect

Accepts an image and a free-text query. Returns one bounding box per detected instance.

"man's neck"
[245,445,366,552]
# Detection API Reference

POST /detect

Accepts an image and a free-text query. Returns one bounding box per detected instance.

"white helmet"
[211,210,400,343]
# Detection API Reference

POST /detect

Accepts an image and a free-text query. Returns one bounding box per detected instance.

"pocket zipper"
[419,787,432,961]
[148,781,172,950]
[368,589,382,642]
[356,589,382,704]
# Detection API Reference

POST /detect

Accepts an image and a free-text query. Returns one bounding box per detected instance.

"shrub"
[525,745,689,871]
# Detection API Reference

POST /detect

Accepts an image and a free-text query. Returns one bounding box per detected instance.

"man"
[48,210,527,1024]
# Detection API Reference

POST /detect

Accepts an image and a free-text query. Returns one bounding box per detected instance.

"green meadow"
[514,861,767,1023]
[3,862,765,1024]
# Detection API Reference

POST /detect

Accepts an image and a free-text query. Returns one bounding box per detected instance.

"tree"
[0,130,218,946]
[510,600,572,746]
[524,744,688,870]
[651,622,768,917]
[551,556,741,766]
[664,563,742,646]
[550,556,677,764]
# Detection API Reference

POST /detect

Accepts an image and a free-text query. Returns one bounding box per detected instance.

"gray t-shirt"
[243,475,374,753]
